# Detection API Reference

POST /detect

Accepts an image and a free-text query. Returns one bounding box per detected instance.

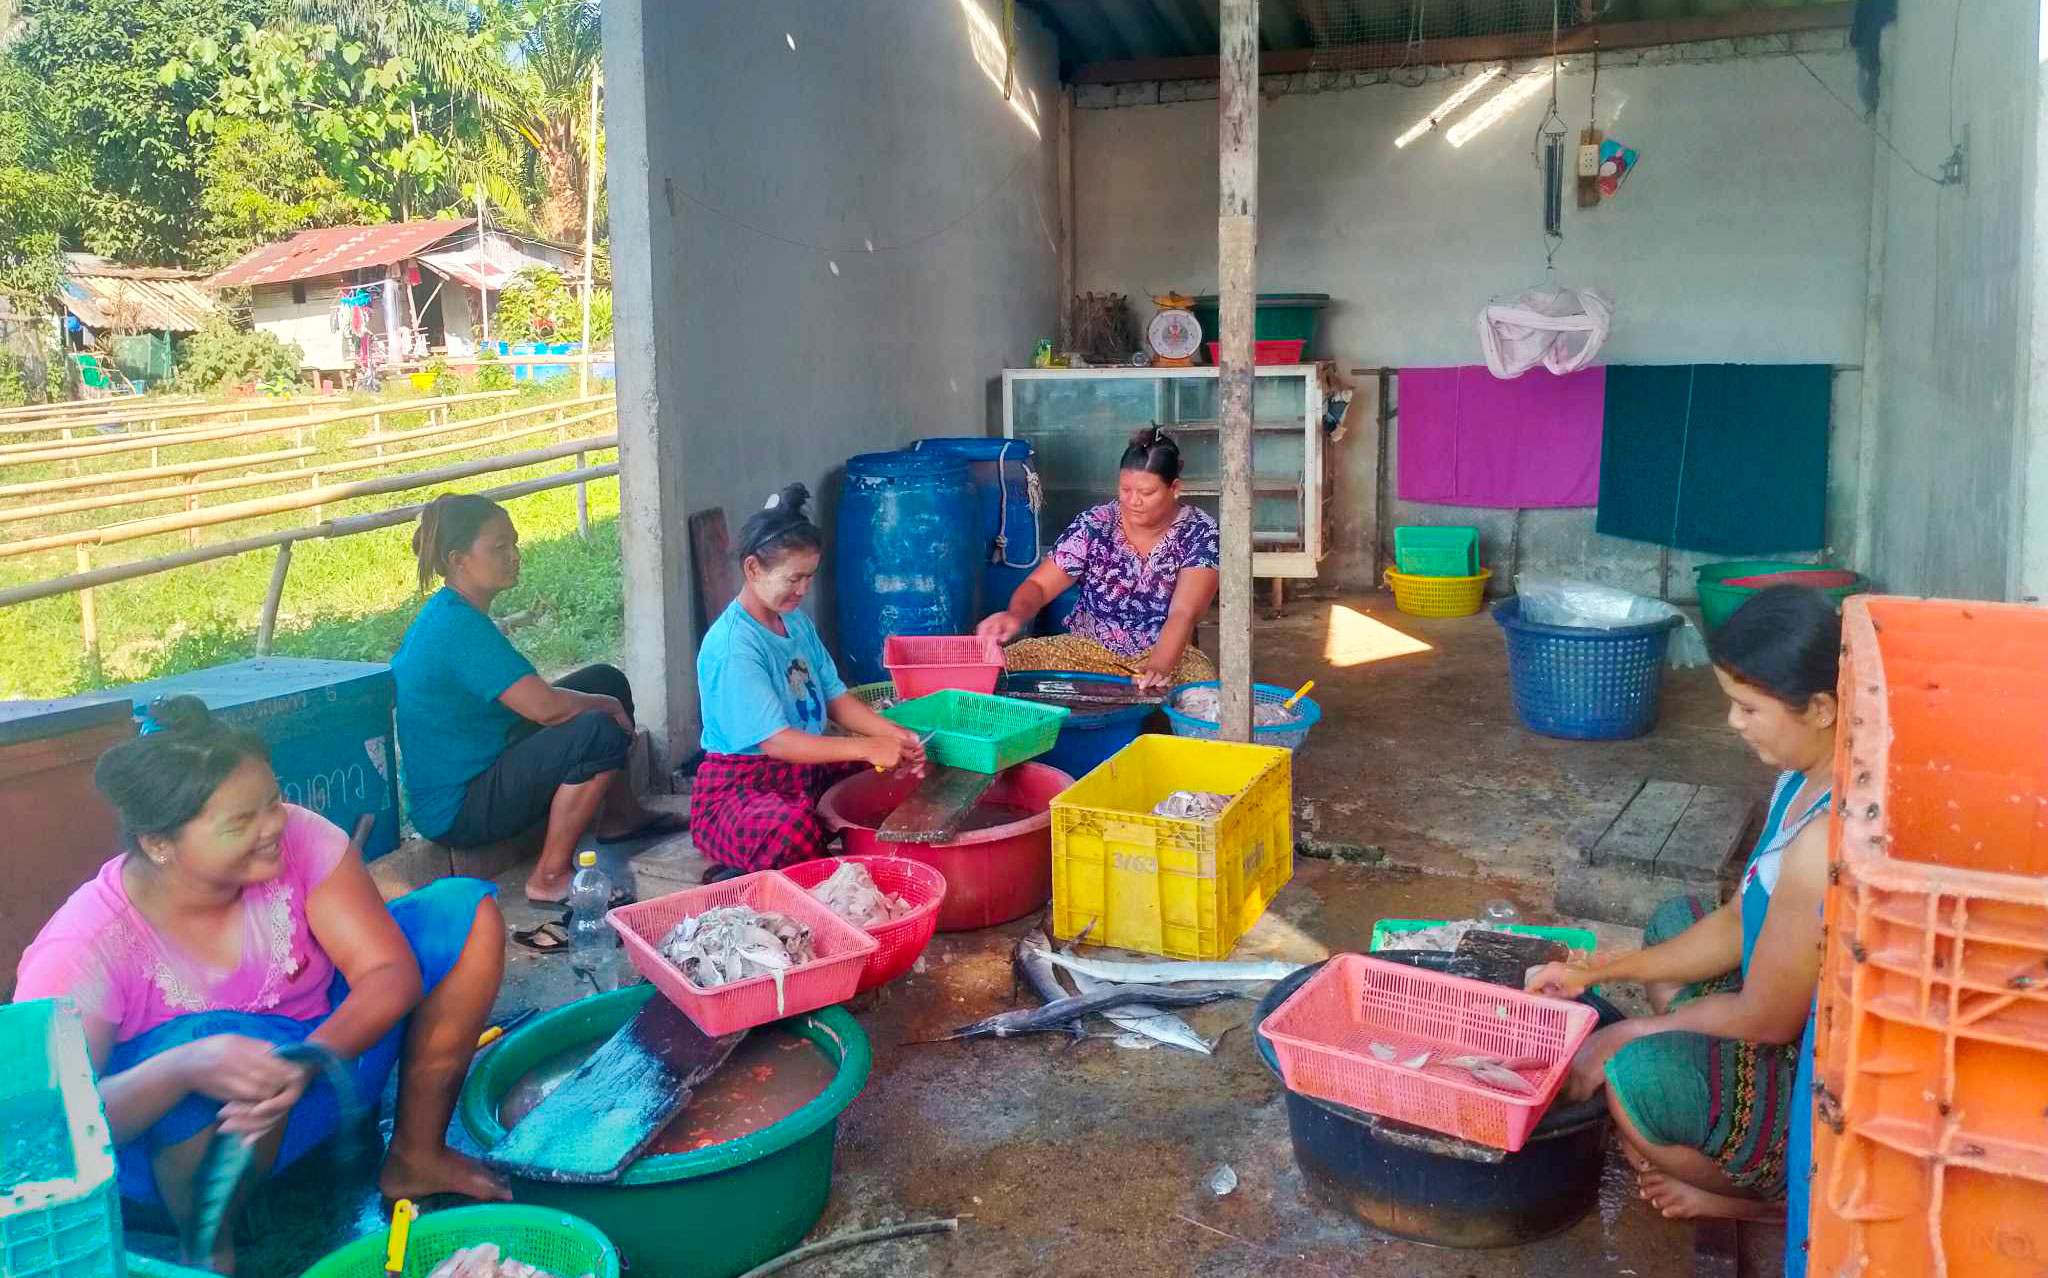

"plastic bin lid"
[113,657,393,712]
[0,696,134,747]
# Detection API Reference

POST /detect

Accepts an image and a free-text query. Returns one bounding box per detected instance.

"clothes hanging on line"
[1397,364,1605,509]
[1595,364,1832,554]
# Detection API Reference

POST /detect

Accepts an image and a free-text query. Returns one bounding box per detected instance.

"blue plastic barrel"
[836,452,981,685]
[1002,670,1156,779]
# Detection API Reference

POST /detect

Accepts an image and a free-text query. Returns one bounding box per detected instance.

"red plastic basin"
[818,762,1072,931]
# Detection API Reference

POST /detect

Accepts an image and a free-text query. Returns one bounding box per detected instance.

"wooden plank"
[877,766,996,845]
[1071,4,1854,84]
[1656,786,1761,885]
[1567,776,1647,856]
[484,998,744,1184]
[1449,930,1566,989]
[687,508,738,641]
[1591,780,1697,870]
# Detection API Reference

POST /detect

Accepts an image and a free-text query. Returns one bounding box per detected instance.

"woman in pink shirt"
[15,697,509,1272]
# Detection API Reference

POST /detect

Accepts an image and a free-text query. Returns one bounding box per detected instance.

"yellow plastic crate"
[1050,734,1292,960]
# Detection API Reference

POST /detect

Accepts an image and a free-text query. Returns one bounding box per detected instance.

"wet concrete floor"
[211,596,1787,1276]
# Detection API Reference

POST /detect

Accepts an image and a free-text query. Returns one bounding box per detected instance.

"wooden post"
[579,70,602,399]
[1217,0,1259,744]
[372,412,383,457]
[1057,87,1075,350]
[575,451,590,534]
[256,542,293,655]
[76,545,99,676]
[184,479,199,548]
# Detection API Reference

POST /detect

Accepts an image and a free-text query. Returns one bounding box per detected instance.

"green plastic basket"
[1,1000,124,1278]
[883,690,1069,773]
[1394,526,1480,577]
[1694,560,1868,632]
[1369,919,1599,957]
[845,680,898,712]
[299,1205,620,1278]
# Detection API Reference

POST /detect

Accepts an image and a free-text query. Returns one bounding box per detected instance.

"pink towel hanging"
[1397,365,1605,509]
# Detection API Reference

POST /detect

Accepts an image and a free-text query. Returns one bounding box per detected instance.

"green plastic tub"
[1694,560,1868,632]
[458,986,871,1278]
[1369,919,1598,956]
[1190,292,1329,350]
[300,1205,619,1278]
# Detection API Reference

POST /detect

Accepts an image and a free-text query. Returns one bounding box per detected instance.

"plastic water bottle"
[568,849,616,992]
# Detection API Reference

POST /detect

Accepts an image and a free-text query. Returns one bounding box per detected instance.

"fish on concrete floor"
[1039,950,1302,985]
[916,934,1238,1042]
[1064,962,1220,1055]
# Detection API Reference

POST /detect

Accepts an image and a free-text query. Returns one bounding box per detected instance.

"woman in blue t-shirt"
[1526,588,1837,1228]
[691,484,926,880]
[391,494,681,912]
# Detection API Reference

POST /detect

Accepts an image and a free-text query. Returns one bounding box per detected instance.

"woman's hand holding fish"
[1524,961,1596,999]
[178,1034,310,1106]
[861,734,906,772]
[216,1063,312,1139]
[891,724,929,773]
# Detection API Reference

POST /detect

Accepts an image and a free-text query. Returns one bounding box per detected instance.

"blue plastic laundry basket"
[1493,598,1680,741]
[1164,681,1322,752]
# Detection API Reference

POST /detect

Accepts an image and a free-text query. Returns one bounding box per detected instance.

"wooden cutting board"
[876,765,997,845]
[484,997,744,1184]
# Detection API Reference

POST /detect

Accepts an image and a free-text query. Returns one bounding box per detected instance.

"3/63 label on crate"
[1104,821,1166,953]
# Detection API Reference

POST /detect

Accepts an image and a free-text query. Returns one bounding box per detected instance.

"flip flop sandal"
[522,886,636,911]
[512,920,571,953]
[700,863,746,885]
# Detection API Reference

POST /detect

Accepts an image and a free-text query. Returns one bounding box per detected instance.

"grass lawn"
[0,386,623,698]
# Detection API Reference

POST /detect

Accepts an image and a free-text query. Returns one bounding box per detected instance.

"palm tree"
[489,0,601,241]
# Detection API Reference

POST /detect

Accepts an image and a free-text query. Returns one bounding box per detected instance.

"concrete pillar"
[2012,34,2048,603]
[606,0,698,779]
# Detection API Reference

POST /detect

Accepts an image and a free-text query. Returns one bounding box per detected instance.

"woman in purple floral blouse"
[976,427,1220,689]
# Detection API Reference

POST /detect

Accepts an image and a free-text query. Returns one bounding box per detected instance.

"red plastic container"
[881,635,1004,698]
[1259,953,1598,1152]
[779,855,947,993]
[1204,339,1306,366]
[818,762,1072,931]
[607,870,877,1035]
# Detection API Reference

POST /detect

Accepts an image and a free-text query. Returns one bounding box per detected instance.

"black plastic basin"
[1254,953,1619,1249]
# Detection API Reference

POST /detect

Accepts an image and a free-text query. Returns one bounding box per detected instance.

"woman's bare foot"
[379,1144,512,1204]
[1637,1169,1779,1222]
[523,868,572,905]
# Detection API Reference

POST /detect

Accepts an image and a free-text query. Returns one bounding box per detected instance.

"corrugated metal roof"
[418,234,556,291]
[60,254,216,333]
[206,220,475,290]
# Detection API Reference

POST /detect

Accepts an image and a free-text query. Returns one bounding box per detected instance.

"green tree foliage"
[192,118,384,270]
[170,313,304,390]
[177,23,452,219]
[12,0,281,262]
[491,266,609,346]
[0,60,83,309]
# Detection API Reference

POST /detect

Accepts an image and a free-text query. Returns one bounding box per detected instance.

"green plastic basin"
[458,986,871,1278]
[1694,560,1868,632]
[1190,292,1329,349]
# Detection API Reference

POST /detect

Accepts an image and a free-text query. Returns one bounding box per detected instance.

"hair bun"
[1127,426,1166,450]
[146,695,214,735]
[764,482,810,517]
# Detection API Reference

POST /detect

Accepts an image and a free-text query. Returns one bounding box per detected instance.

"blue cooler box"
[109,658,400,860]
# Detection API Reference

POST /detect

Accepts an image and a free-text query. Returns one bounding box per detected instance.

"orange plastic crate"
[607,871,877,1036]
[1809,596,2048,1277]
[1259,953,1597,1152]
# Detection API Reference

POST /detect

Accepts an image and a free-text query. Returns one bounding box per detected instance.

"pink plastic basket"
[779,855,947,993]
[607,871,878,1036]
[1259,953,1599,1152]
[882,635,1004,697]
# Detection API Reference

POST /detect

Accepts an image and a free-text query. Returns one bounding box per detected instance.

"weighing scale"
[1145,292,1202,367]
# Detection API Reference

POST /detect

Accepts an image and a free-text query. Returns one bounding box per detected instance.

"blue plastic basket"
[1493,598,1680,741]
[1163,681,1322,752]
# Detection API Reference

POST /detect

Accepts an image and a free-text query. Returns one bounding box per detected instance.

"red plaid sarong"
[688,753,862,872]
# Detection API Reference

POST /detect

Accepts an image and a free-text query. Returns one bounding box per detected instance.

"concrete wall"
[1864,0,2039,600]
[607,0,1061,758]
[251,283,348,372]
[1073,40,1876,598]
